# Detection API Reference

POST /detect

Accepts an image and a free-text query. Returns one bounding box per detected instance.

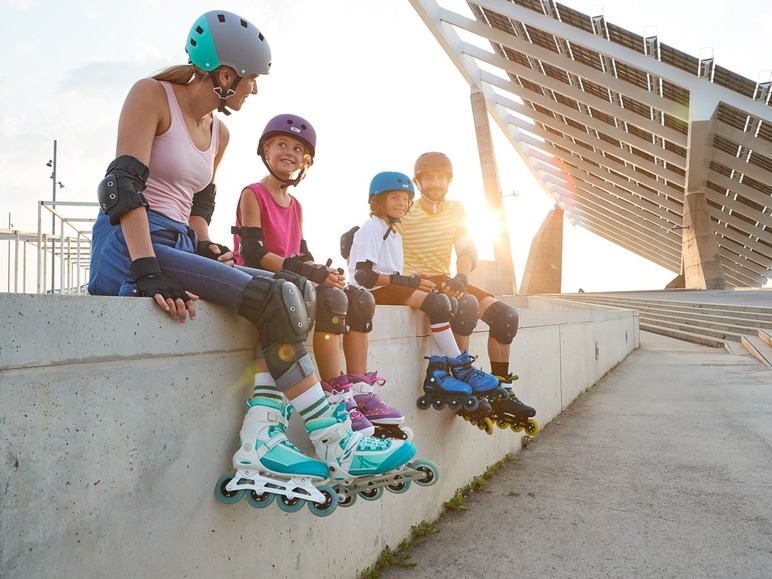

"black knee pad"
[345,286,376,333]
[420,291,452,324]
[451,294,480,336]
[273,270,316,327]
[315,284,348,335]
[238,276,313,349]
[482,300,519,344]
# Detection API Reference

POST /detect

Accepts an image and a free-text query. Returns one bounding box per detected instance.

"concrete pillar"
[470,89,517,294]
[520,207,563,295]
[682,191,726,289]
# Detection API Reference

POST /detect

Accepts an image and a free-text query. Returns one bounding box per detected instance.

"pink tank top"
[233,182,303,265]
[143,81,220,224]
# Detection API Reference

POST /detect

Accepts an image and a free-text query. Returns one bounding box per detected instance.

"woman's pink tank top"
[143,81,219,224]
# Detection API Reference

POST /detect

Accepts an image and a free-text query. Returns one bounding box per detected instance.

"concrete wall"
[0,294,637,579]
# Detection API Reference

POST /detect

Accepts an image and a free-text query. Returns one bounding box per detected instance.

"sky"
[1,0,771,292]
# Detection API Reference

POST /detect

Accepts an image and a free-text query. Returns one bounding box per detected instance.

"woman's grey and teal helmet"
[186,10,271,76]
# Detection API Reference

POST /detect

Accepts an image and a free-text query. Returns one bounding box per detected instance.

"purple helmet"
[258,114,316,159]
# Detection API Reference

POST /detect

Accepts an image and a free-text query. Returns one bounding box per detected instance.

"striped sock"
[431,322,462,358]
[252,372,282,403]
[288,382,333,424]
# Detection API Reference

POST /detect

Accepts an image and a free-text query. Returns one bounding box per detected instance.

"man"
[401,151,524,378]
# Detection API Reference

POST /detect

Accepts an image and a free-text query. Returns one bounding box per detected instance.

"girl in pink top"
[233,114,412,440]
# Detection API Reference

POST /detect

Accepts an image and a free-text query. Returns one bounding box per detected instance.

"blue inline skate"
[417,355,488,412]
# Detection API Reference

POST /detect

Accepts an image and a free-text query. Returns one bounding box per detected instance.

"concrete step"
[563,296,772,326]
[560,294,772,321]
[638,321,731,349]
[740,334,772,368]
[759,329,772,347]
[640,311,767,340]
[558,294,772,349]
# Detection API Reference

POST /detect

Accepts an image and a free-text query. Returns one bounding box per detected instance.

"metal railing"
[1,200,97,294]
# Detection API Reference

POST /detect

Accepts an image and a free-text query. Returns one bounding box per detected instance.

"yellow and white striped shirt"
[399,199,470,277]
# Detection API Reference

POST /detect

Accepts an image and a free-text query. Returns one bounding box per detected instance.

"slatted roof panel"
[410,0,772,287]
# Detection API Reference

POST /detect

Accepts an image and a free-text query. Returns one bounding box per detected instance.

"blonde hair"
[151,64,208,85]
[369,193,413,218]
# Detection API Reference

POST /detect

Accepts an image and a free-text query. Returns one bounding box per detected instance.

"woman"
[88,11,415,516]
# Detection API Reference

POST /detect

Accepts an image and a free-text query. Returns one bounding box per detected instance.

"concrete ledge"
[0,294,636,579]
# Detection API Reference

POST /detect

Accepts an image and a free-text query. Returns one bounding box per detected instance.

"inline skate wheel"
[411,459,440,487]
[359,485,384,501]
[276,493,306,514]
[481,417,494,435]
[432,399,446,411]
[496,418,509,429]
[510,422,524,433]
[417,396,431,410]
[246,488,276,509]
[525,419,539,435]
[448,399,461,411]
[307,485,338,517]
[386,479,411,494]
[462,397,479,411]
[336,488,358,508]
[401,426,414,441]
[214,474,245,504]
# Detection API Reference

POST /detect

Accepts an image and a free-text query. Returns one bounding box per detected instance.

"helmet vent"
[217,14,226,22]
[240,19,248,28]
[195,26,203,34]
[190,39,197,47]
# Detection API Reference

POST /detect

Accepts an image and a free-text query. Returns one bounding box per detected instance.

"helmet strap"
[259,154,306,189]
[208,72,242,116]
[383,215,401,240]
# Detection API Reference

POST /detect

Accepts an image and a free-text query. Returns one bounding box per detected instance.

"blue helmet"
[368,171,415,201]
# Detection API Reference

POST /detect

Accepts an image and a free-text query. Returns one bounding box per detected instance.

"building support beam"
[682,191,726,289]
[470,89,517,294]
[520,207,563,295]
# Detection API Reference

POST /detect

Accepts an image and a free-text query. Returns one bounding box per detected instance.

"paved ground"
[379,332,772,578]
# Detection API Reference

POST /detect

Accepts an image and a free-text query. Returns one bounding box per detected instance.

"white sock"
[431,323,462,358]
[252,372,282,402]
[288,382,332,424]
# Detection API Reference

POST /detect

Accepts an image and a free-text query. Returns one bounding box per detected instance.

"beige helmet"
[413,152,453,185]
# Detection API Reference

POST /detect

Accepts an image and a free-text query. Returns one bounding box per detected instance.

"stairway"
[544,292,772,365]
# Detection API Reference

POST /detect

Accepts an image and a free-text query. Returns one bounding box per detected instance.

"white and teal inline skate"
[215,398,338,517]
[306,403,439,507]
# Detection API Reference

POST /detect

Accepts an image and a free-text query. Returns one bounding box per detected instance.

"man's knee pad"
[482,300,519,344]
[238,276,312,348]
[451,294,480,336]
[315,285,348,335]
[420,291,452,324]
[273,270,316,327]
[345,286,375,333]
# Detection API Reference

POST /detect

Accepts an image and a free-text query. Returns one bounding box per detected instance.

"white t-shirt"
[348,217,403,290]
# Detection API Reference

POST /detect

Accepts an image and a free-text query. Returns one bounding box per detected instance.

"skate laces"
[356,435,391,452]
[345,401,368,423]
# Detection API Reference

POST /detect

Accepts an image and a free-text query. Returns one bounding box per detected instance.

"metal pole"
[6,212,10,292]
[37,202,43,294]
[51,139,57,294]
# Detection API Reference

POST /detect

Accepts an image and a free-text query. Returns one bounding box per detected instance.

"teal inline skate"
[306,403,439,507]
[215,398,338,517]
